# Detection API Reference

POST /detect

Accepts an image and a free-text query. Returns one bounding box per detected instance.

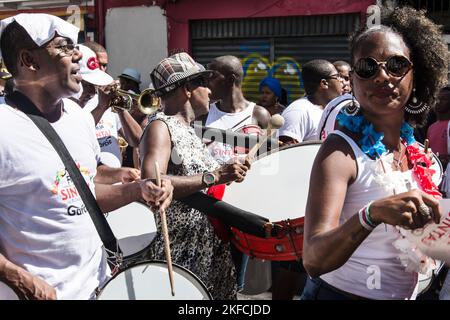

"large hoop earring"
[405,88,428,114]
[342,94,360,116]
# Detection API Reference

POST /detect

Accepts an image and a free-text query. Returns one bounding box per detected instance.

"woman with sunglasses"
[301,6,448,300]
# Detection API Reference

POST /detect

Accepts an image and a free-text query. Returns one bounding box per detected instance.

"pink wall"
[100,0,375,52]
[165,0,376,53]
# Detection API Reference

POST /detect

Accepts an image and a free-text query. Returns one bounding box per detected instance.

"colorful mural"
[238,41,304,106]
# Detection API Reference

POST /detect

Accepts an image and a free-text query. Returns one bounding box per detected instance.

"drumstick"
[424,138,429,154]
[154,161,175,296]
[246,114,284,163]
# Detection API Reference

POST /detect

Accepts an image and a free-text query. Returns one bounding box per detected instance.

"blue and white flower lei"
[336,112,416,158]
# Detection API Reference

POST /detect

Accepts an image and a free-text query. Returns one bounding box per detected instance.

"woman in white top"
[302,6,448,300]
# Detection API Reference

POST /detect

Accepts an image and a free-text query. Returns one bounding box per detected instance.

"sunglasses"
[352,55,413,79]
[189,76,209,88]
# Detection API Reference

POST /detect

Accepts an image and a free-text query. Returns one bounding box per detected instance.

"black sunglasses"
[352,55,413,79]
[189,76,209,88]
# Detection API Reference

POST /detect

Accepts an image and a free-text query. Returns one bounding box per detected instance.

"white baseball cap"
[0,13,79,59]
[78,44,113,86]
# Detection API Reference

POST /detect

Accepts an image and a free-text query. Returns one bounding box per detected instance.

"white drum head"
[97,261,211,300]
[106,202,157,257]
[0,282,18,300]
[223,142,321,221]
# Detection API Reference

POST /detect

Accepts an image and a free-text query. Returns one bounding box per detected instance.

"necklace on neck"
[337,111,441,198]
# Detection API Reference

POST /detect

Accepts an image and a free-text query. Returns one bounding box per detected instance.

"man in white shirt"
[0,13,172,300]
[81,41,143,169]
[201,55,271,164]
[278,59,343,144]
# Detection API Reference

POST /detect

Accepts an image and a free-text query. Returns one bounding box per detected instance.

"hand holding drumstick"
[246,114,285,163]
[154,161,175,296]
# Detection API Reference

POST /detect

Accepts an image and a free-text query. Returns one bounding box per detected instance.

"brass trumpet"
[109,88,161,115]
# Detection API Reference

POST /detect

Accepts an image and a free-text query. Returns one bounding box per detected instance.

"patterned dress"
[144,112,237,300]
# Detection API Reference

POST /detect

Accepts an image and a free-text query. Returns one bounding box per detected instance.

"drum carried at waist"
[96,260,212,300]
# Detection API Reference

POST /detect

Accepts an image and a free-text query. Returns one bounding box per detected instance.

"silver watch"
[202,172,216,187]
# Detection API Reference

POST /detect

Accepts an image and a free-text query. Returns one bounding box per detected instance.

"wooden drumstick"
[246,114,284,163]
[424,138,429,154]
[154,161,175,296]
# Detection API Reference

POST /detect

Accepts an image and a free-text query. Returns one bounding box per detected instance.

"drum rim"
[96,259,213,300]
[256,140,322,162]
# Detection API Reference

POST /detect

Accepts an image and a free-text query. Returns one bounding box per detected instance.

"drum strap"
[6,91,122,261]
[179,192,270,238]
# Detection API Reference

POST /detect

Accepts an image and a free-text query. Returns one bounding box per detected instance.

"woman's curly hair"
[350,6,449,126]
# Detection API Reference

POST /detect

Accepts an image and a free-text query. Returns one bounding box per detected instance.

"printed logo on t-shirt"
[99,137,112,148]
[96,119,114,140]
[50,162,94,216]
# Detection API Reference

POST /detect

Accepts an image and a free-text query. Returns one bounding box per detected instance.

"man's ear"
[320,79,328,89]
[349,70,354,88]
[182,84,192,98]
[227,74,237,87]
[19,49,39,71]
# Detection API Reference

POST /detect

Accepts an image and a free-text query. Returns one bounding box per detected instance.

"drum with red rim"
[223,141,321,261]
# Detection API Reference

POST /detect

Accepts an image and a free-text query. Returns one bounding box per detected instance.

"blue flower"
[338,112,413,159]
[336,113,364,132]
[400,122,416,145]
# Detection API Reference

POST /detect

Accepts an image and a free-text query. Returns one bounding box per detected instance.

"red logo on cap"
[87,57,99,70]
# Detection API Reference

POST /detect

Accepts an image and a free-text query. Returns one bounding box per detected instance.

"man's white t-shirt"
[84,95,123,168]
[0,99,109,299]
[278,97,324,142]
[205,102,255,164]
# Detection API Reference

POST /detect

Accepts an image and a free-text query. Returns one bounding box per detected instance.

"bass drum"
[96,260,212,300]
[223,141,321,261]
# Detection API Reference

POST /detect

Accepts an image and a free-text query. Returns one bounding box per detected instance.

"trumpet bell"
[137,88,161,115]
[109,87,160,115]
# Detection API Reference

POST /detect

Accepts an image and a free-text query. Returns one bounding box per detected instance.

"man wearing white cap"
[73,44,141,183]
[77,45,143,169]
[0,13,173,300]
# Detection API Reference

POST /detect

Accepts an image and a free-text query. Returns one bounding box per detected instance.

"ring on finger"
[418,203,431,219]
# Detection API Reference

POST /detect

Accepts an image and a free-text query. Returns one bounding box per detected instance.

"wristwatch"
[202,171,216,187]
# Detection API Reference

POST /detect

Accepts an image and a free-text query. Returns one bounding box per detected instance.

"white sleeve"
[115,113,123,132]
[278,108,308,142]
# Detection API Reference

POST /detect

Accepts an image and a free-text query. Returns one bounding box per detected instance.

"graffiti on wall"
[237,40,304,106]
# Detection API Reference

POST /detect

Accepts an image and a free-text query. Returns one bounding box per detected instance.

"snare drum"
[223,141,321,261]
[417,261,445,297]
[96,260,212,300]
[105,201,157,264]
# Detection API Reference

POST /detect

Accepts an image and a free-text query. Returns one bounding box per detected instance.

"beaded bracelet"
[358,201,379,231]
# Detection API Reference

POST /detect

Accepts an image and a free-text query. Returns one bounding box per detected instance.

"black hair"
[350,6,449,126]
[83,41,106,54]
[333,60,351,69]
[301,59,335,96]
[0,21,38,77]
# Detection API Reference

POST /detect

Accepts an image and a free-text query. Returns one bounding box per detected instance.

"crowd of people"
[0,5,450,300]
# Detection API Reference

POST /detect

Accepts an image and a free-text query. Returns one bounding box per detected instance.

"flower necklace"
[336,112,441,198]
[337,112,442,275]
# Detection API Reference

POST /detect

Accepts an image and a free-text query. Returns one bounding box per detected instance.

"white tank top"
[205,102,255,164]
[320,130,419,300]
